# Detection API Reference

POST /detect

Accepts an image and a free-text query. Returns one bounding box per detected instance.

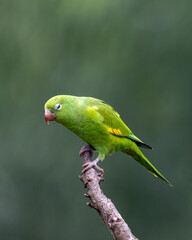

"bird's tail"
[124,148,172,186]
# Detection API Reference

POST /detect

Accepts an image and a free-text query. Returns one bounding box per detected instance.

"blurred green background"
[0,0,191,239]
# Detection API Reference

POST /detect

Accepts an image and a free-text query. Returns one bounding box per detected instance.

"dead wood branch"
[79,147,138,240]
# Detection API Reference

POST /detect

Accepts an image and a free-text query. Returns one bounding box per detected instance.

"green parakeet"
[44,95,172,186]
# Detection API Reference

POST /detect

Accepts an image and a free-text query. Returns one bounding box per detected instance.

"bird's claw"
[82,161,104,177]
[79,145,96,157]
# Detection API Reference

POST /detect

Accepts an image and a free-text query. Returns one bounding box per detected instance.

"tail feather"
[125,148,172,186]
[135,141,153,150]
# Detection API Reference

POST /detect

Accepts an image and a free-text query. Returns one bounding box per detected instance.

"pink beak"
[44,109,56,124]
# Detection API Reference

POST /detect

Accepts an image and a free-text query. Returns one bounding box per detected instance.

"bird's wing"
[90,99,132,136]
[87,99,152,149]
[126,133,152,149]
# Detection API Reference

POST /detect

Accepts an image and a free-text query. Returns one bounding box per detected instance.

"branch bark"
[79,148,139,240]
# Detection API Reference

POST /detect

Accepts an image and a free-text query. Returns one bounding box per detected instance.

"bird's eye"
[54,103,62,110]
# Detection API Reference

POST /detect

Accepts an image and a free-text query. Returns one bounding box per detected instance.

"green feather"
[44,95,172,186]
[127,133,153,150]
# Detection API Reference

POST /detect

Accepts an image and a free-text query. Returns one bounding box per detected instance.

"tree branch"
[79,147,139,240]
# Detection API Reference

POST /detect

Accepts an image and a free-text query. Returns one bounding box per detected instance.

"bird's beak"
[44,109,56,124]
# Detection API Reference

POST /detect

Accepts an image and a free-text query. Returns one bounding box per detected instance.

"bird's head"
[44,95,66,124]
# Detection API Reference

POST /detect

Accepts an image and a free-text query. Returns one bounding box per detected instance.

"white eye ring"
[54,103,62,110]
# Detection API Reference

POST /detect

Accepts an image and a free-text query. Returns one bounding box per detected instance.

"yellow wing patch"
[109,127,123,136]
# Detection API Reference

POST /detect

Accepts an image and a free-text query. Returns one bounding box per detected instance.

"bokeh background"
[1,0,191,239]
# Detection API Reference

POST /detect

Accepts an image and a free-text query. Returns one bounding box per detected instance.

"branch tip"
[84,193,90,198]
[87,202,94,208]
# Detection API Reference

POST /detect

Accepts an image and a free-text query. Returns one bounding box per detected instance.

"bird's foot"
[82,157,104,177]
[79,145,96,157]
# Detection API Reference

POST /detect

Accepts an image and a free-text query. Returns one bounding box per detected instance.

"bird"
[44,95,172,186]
